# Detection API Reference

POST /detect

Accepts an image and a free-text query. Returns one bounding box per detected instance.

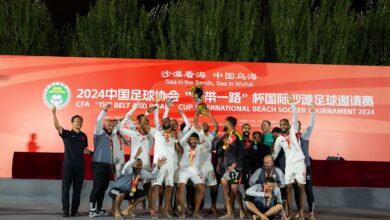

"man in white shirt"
[194,111,219,215]
[140,107,182,218]
[119,101,154,209]
[176,126,210,218]
[272,95,306,220]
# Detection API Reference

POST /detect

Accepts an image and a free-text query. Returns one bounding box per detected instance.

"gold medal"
[131,187,136,193]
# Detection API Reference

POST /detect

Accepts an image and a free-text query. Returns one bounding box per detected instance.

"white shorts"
[152,164,175,187]
[142,164,152,184]
[285,160,306,185]
[200,164,217,187]
[178,168,204,185]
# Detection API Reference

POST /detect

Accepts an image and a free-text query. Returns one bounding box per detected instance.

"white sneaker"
[89,210,98,217]
[97,209,110,216]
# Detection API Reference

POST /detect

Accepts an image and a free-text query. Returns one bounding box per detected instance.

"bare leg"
[244,201,267,220]
[111,199,116,216]
[287,184,293,218]
[123,196,146,217]
[193,184,205,218]
[176,183,186,218]
[150,185,160,218]
[163,185,174,217]
[144,183,151,210]
[115,194,125,219]
[298,184,306,219]
[158,185,165,214]
[220,179,233,219]
[231,184,245,219]
[210,185,218,216]
[264,204,283,217]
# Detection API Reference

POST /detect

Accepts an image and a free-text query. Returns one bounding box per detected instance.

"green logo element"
[43,82,71,109]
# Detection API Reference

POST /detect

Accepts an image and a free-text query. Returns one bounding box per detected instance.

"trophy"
[191,85,209,116]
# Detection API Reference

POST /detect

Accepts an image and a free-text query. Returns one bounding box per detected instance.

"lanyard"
[281,133,291,150]
[189,147,196,166]
[131,175,140,193]
[265,168,274,178]
[222,131,235,150]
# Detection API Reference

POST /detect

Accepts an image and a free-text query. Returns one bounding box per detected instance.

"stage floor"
[1,179,390,220]
[0,201,389,220]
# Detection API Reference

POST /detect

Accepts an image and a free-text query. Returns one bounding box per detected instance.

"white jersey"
[180,144,201,170]
[273,104,305,164]
[179,127,212,170]
[119,127,152,170]
[198,132,215,168]
[149,127,176,168]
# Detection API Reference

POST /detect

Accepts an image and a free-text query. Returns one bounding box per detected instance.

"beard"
[132,167,142,175]
[243,131,250,138]
[223,126,228,132]
[103,128,112,136]
[281,127,288,133]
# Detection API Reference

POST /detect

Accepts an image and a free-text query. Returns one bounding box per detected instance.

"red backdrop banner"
[0,55,389,178]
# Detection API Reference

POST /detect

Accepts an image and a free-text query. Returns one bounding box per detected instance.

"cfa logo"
[43,82,71,109]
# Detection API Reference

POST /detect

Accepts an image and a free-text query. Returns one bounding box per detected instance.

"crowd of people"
[52,94,317,220]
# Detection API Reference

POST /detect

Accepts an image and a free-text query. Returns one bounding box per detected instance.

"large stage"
[12,152,390,188]
[0,179,389,220]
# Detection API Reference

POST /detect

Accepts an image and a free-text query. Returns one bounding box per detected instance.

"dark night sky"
[44,0,170,29]
[44,0,368,30]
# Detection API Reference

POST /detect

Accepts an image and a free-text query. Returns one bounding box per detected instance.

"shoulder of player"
[275,135,284,142]
[232,131,243,140]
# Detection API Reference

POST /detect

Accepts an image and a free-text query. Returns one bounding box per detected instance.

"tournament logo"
[43,82,71,109]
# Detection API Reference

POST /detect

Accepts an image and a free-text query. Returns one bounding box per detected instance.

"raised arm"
[52,107,63,134]
[289,94,299,132]
[121,148,144,175]
[163,97,173,119]
[208,111,219,134]
[124,101,141,130]
[198,128,212,150]
[180,126,197,146]
[301,103,316,140]
[112,120,121,136]
[94,103,110,135]
[142,157,167,179]
[119,125,138,140]
[180,109,191,135]
[193,110,199,128]
[140,107,154,134]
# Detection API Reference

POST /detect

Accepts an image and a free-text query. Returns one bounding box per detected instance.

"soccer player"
[272,95,306,220]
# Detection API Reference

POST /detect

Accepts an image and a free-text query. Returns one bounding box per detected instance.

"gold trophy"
[191,85,208,116]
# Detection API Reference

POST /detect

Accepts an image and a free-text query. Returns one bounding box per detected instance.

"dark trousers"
[62,165,84,213]
[294,165,315,212]
[89,162,112,211]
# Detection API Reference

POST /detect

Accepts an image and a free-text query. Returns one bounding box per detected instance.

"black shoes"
[71,212,82,217]
[63,210,82,217]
